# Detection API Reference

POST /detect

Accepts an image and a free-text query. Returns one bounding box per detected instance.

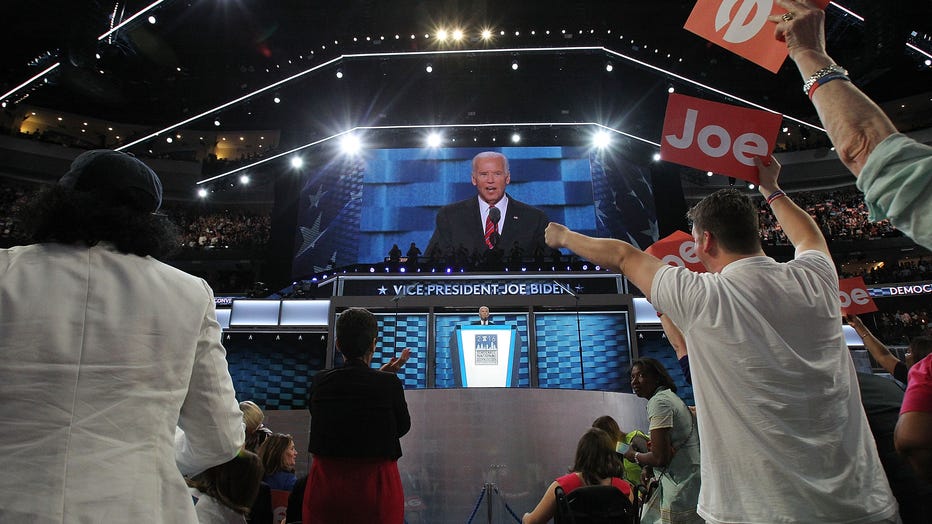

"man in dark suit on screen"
[425,151,548,259]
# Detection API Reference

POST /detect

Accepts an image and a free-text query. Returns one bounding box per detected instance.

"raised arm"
[846,314,901,376]
[545,223,665,300]
[770,0,897,176]
[659,313,687,361]
[755,156,830,257]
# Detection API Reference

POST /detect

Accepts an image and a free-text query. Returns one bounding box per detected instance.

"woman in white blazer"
[0,150,245,523]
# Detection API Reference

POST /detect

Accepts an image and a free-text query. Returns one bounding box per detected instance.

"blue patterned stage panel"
[224,333,328,410]
[373,313,429,389]
[535,312,632,392]
[434,313,531,388]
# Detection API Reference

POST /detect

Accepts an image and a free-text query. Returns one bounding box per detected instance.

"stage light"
[425,64,433,73]
[437,29,448,41]
[652,152,662,162]
[273,96,281,104]
[165,137,173,143]
[782,127,789,132]
[605,62,613,72]
[213,119,220,126]
[481,29,492,40]
[240,174,250,185]
[707,171,714,177]
[511,60,519,70]
[593,131,611,148]
[197,188,207,198]
[511,133,521,143]
[748,183,756,190]
[290,156,304,168]
[426,132,443,148]
[147,15,156,24]
[452,29,463,41]
[400,267,407,273]
[667,86,675,93]
[340,133,362,155]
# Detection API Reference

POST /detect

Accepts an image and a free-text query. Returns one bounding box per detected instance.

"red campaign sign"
[645,231,707,273]
[660,93,782,184]
[684,0,831,73]
[839,277,878,316]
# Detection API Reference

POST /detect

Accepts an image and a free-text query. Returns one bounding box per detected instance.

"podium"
[450,325,522,387]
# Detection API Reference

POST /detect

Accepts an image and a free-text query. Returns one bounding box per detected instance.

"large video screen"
[291,146,657,279]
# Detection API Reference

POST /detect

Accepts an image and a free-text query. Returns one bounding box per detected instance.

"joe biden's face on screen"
[471,154,510,206]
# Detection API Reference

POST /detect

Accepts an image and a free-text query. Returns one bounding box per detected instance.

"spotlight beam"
[196,122,661,185]
[2,0,166,103]
[124,44,828,159]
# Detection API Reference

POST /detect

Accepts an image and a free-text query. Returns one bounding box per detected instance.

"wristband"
[766,189,786,205]
[802,64,848,95]
[808,72,850,99]
[633,452,642,465]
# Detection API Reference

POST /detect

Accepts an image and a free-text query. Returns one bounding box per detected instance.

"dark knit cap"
[58,149,163,212]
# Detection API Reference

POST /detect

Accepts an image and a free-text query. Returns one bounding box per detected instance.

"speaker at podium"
[450,325,522,387]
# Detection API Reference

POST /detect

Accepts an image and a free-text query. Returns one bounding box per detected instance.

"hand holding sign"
[769,0,830,61]
[661,93,782,183]
[838,277,878,316]
[645,231,707,273]
[685,0,830,72]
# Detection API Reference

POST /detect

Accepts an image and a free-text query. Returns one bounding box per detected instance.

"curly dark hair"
[571,428,625,486]
[631,357,678,393]
[17,185,179,259]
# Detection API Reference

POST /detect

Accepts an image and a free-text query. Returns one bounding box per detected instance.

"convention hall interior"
[1,1,930,522]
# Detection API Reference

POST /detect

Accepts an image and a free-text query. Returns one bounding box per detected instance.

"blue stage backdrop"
[225,332,328,410]
[291,146,658,279]
[535,312,632,392]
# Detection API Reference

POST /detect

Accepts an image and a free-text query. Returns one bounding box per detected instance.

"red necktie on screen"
[484,206,499,249]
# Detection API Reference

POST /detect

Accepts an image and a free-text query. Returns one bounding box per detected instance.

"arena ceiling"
[2,1,930,187]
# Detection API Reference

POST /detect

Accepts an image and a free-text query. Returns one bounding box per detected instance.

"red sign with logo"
[684,0,830,73]
[646,231,707,273]
[660,93,782,183]
[838,277,878,315]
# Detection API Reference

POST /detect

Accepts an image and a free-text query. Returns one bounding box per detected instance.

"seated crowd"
[758,187,901,245]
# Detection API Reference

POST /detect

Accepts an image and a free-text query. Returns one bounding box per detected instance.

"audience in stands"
[848,315,932,383]
[592,415,650,490]
[188,450,264,524]
[165,206,271,251]
[522,428,633,524]
[240,401,274,453]
[0,150,244,522]
[623,358,701,523]
[546,156,898,522]
[258,433,298,492]
[850,259,932,285]
[304,308,412,524]
[757,187,900,245]
[772,0,932,250]
[896,354,932,483]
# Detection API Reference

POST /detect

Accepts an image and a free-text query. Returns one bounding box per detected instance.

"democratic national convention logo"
[474,334,498,365]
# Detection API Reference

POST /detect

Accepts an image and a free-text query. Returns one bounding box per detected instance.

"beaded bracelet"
[766,189,786,205]
[808,72,851,99]
[802,64,847,95]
